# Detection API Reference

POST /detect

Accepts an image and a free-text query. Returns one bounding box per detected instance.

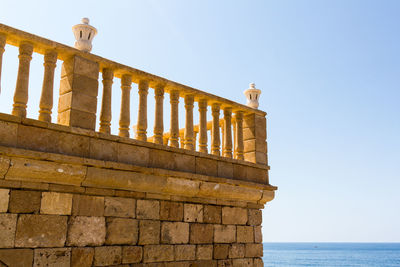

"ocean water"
[262,243,400,267]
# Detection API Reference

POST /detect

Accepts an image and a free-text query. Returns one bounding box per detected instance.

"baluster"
[0,34,6,93]
[184,94,195,150]
[99,68,114,133]
[37,50,57,122]
[153,84,164,145]
[136,80,148,141]
[118,74,132,137]
[211,103,221,156]
[221,120,225,153]
[12,42,33,118]
[223,107,233,158]
[169,90,180,148]
[234,111,244,160]
[198,99,208,153]
[233,118,237,157]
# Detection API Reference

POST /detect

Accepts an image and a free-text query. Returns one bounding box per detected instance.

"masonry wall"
[0,182,263,267]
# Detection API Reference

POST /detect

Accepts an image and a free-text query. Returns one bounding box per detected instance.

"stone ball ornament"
[72,18,97,52]
[244,83,261,109]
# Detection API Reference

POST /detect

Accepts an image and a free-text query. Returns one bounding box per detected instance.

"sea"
[262,243,400,267]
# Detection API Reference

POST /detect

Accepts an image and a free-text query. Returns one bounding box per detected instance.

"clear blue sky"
[0,1,399,242]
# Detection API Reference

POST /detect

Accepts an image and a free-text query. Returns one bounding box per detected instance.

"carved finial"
[244,83,261,109]
[72,18,97,52]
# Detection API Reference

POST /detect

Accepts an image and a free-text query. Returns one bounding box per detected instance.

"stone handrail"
[0,22,268,166]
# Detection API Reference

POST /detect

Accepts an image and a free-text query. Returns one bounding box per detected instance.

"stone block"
[244,151,268,165]
[161,222,189,244]
[104,197,135,218]
[149,149,176,170]
[217,161,233,178]
[203,205,221,224]
[118,143,149,167]
[33,248,71,267]
[40,192,72,215]
[58,91,97,114]
[175,245,196,261]
[0,249,33,267]
[196,245,213,260]
[232,164,247,180]
[232,258,253,267]
[0,121,18,147]
[72,194,104,216]
[143,245,174,262]
[0,188,9,212]
[191,260,218,267]
[217,259,232,266]
[229,244,245,259]
[106,218,138,245]
[246,167,268,184]
[254,226,262,243]
[15,214,67,248]
[122,246,142,264]
[89,138,118,162]
[245,243,263,258]
[214,225,236,243]
[214,244,229,259]
[0,214,17,248]
[67,216,106,246]
[222,207,247,225]
[253,258,264,267]
[237,226,254,243]
[8,190,41,214]
[137,199,159,219]
[85,187,115,196]
[248,209,262,226]
[160,201,183,221]
[184,203,203,222]
[94,246,122,266]
[58,109,97,130]
[190,223,213,244]
[175,153,196,173]
[71,247,94,267]
[48,184,85,194]
[195,157,217,177]
[139,220,160,245]
[61,55,100,80]
[0,156,11,179]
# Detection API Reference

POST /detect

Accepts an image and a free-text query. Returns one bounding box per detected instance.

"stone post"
[57,55,99,130]
[184,94,195,150]
[243,113,268,165]
[38,50,58,122]
[118,74,132,137]
[169,90,180,148]
[136,80,149,141]
[211,103,221,156]
[154,84,164,145]
[198,99,208,153]
[223,107,233,158]
[234,111,244,160]
[12,42,33,118]
[0,34,6,93]
[99,68,114,134]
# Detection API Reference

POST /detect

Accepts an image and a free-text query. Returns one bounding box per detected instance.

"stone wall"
[0,182,263,266]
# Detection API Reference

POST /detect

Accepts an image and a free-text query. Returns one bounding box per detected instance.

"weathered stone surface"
[164,177,200,197]
[72,194,104,216]
[71,247,94,267]
[237,226,254,243]
[229,244,245,259]
[253,258,264,267]
[118,143,149,167]
[196,157,218,177]
[214,225,236,243]
[33,248,71,267]
[191,260,218,267]
[40,192,73,215]
[254,226,262,243]
[9,190,41,214]
[232,258,253,267]
[89,138,118,161]
[143,245,174,262]
[94,246,122,266]
[0,156,11,179]
[67,216,106,246]
[0,214,17,248]
[122,246,142,264]
[104,197,135,217]
[217,161,233,178]
[245,243,263,258]
[175,245,196,261]
[137,199,160,219]
[160,201,183,221]
[248,209,262,226]
[196,245,213,260]
[203,205,221,224]
[161,222,189,244]
[174,153,196,173]
[217,259,233,266]
[85,187,115,196]
[149,149,176,170]
[15,214,67,248]
[139,220,160,245]
[190,223,213,244]
[0,188,9,212]
[222,207,247,225]
[0,121,17,147]
[106,218,138,245]
[214,244,229,259]
[184,204,203,222]
[0,249,33,267]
